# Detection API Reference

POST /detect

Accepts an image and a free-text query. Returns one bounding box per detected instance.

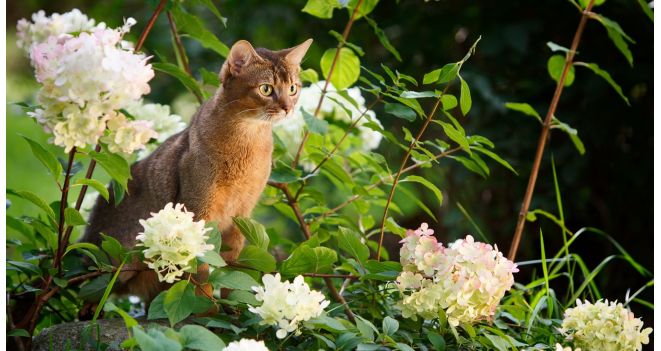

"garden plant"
[5,0,654,350]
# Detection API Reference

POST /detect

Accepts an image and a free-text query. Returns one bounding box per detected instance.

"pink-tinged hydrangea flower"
[559,299,652,351]
[102,112,157,155]
[223,339,269,351]
[136,203,214,283]
[249,274,329,339]
[19,10,155,152]
[16,9,103,55]
[396,223,518,326]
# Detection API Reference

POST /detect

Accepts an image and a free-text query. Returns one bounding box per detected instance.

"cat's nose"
[279,101,293,115]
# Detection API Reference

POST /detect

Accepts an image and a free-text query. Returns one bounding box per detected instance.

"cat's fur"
[81,39,312,304]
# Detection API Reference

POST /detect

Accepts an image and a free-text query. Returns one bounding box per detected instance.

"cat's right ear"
[220,40,264,82]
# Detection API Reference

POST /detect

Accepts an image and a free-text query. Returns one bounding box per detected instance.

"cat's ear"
[281,39,313,66]
[220,40,264,81]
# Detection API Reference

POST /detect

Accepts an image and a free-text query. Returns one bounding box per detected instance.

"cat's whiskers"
[235,107,263,118]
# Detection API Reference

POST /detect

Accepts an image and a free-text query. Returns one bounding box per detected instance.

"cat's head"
[218,39,313,122]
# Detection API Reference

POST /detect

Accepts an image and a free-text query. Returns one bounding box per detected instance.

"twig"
[55,147,76,273]
[324,277,356,323]
[292,0,365,168]
[376,93,450,260]
[270,182,311,240]
[136,0,168,52]
[167,11,191,75]
[315,147,462,221]
[508,0,596,261]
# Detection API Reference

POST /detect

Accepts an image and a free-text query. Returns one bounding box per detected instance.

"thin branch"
[376,93,449,261]
[136,0,168,52]
[324,277,356,323]
[315,147,462,221]
[270,182,311,240]
[167,11,191,75]
[55,147,76,274]
[508,0,596,261]
[292,0,365,168]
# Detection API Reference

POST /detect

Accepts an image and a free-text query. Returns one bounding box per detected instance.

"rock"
[32,318,171,351]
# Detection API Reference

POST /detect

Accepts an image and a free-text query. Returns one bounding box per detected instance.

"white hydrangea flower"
[559,299,652,351]
[101,112,158,155]
[16,9,104,55]
[21,12,154,152]
[249,273,329,339]
[125,100,186,143]
[136,203,214,283]
[555,344,581,351]
[396,223,519,326]
[223,339,269,351]
[273,80,383,167]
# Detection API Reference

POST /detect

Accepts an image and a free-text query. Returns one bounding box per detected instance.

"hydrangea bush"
[6,1,653,351]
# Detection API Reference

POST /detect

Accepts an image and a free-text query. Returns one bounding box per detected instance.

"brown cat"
[81,39,313,304]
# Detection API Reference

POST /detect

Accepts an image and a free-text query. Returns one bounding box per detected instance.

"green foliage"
[320,47,361,89]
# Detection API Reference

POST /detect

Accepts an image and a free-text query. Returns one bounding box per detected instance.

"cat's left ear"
[281,39,313,66]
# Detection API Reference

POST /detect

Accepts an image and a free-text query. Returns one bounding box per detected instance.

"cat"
[81,39,313,305]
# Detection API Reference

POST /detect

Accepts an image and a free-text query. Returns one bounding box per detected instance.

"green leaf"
[459,76,472,115]
[437,121,470,153]
[191,0,228,26]
[320,47,360,90]
[7,189,56,224]
[153,62,204,102]
[8,329,30,337]
[72,178,109,201]
[428,332,446,351]
[237,245,276,272]
[101,233,125,261]
[328,30,365,56]
[199,67,220,87]
[180,325,225,350]
[22,136,61,183]
[547,55,574,87]
[472,146,518,175]
[280,245,338,276]
[79,274,111,301]
[347,0,380,19]
[384,103,416,122]
[336,227,369,264]
[423,63,459,85]
[302,108,329,135]
[547,41,571,54]
[199,250,226,267]
[8,260,41,276]
[364,16,401,61]
[401,175,444,207]
[164,281,198,326]
[441,94,458,110]
[638,0,654,21]
[104,301,138,329]
[133,327,182,351]
[592,14,635,66]
[400,90,437,99]
[171,6,229,57]
[504,102,543,124]
[302,0,341,19]
[232,217,269,250]
[552,117,585,155]
[64,207,86,226]
[382,316,399,336]
[575,62,630,105]
[300,68,320,83]
[89,150,131,192]
[148,292,168,320]
[210,270,258,291]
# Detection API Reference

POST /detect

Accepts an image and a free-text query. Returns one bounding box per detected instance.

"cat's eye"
[288,84,298,96]
[258,84,273,96]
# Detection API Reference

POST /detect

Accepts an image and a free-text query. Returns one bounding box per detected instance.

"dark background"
[7,0,653,331]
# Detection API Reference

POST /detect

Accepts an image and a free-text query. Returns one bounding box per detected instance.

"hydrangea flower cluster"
[17,9,103,54]
[123,100,187,159]
[273,80,383,167]
[18,9,156,153]
[396,223,518,326]
[136,203,214,283]
[559,299,652,351]
[223,339,270,351]
[249,273,329,339]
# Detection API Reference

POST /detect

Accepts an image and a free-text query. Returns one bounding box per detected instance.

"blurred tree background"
[7,0,652,328]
